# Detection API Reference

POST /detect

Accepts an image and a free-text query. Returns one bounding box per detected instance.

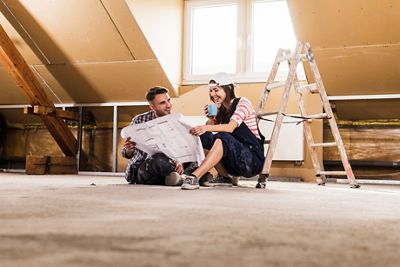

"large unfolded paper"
[121,113,205,164]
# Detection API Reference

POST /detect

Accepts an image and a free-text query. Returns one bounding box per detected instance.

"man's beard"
[155,110,170,117]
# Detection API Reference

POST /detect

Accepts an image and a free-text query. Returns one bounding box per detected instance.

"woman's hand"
[190,125,209,136]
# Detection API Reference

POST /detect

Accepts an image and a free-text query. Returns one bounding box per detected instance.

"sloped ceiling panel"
[33,61,171,103]
[0,0,174,106]
[0,68,26,103]
[288,0,400,119]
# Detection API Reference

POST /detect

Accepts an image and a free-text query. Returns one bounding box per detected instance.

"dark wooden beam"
[0,24,77,156]
[24,105,92,123]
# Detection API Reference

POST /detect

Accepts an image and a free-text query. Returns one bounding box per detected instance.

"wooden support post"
[0,24,77,156]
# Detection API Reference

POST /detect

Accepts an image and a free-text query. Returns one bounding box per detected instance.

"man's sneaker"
[165,171,183,186]
[181,174,200,190]
[203,175,233,187]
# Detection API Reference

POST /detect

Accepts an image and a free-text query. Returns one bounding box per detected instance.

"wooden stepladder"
[255,42,360,189]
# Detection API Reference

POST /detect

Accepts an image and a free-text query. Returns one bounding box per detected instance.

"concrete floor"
[1,173,400,267]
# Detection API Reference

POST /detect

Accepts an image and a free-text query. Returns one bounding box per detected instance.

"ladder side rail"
[256,49,288,116]
[259,43,304,179]
[293,72,325,185]
[304,43,359,187]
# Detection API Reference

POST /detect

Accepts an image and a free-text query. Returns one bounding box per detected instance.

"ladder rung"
[257,111,279,117]
[304,113,330,120]
[319,171,347,176]
[266,81,286,90]
[310,142,337,148]
[264,140,271,144]
[297,83,318,93]
[283,113,329,120]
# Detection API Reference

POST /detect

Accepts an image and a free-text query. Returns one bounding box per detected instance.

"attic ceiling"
[0,0,175,106]
[288,0,400,120]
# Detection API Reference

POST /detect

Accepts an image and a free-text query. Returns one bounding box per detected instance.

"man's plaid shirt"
[121,110,156,183]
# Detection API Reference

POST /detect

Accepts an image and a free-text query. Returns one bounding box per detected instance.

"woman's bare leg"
[192,139,223,178]
[214,162,228,177]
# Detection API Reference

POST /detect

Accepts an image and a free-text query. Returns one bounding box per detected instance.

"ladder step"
[319,171,347,176]
[283,113,330,120]
[264,140,271,144]
[257,111,279,119]
[303,113,330,120]
[266,81,286,90]
[310,142,337,148]
[297,83,318,93]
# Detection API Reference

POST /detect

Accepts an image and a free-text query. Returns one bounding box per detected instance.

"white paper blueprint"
[120,113,205,164]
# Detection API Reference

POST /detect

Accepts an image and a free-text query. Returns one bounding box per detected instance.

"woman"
[181,72,265,190]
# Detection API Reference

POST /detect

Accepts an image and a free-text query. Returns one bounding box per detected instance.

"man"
[122,86,209,186]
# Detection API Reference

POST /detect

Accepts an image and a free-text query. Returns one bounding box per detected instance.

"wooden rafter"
[0,24,77,156]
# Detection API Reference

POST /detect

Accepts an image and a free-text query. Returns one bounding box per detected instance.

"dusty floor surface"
[1,173,400,267]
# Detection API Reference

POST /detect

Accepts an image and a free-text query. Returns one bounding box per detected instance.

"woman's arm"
[190,119,238,136]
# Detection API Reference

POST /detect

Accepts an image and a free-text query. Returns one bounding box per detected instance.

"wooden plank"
[25,156,48,175]
[25,155,77,175]
[0,24,77,156]
[48,156,77,174]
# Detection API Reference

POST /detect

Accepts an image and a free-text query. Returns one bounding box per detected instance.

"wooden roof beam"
[0,24,77,156]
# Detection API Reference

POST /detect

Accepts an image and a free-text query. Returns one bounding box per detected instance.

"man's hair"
[145,86,169,102]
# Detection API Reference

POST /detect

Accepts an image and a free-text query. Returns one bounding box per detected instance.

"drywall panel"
[1,0,133,63]
[334,99,400,120]
[33,61,174,104]
[0,68,27,104]
[101,0,155,60]
[288,0,400,119]
[313,45,400,95]
[125,0,183,90]
[0,0,175,105]
[288,0,400,47]
[0,12,41,64]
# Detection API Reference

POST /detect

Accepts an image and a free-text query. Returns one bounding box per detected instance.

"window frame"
[183,0,300,85]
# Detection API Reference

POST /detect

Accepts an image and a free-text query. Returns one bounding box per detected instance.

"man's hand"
[175,161,183,174]
[170,159,184,175]
[123,137,136,157]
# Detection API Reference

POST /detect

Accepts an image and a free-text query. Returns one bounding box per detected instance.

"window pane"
[191,4,237,75]
[252,1,297,72]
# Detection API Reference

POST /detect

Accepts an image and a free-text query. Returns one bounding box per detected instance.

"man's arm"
[121,114,146,159]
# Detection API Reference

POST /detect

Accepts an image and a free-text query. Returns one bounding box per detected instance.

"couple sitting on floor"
[121,72,265,190]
